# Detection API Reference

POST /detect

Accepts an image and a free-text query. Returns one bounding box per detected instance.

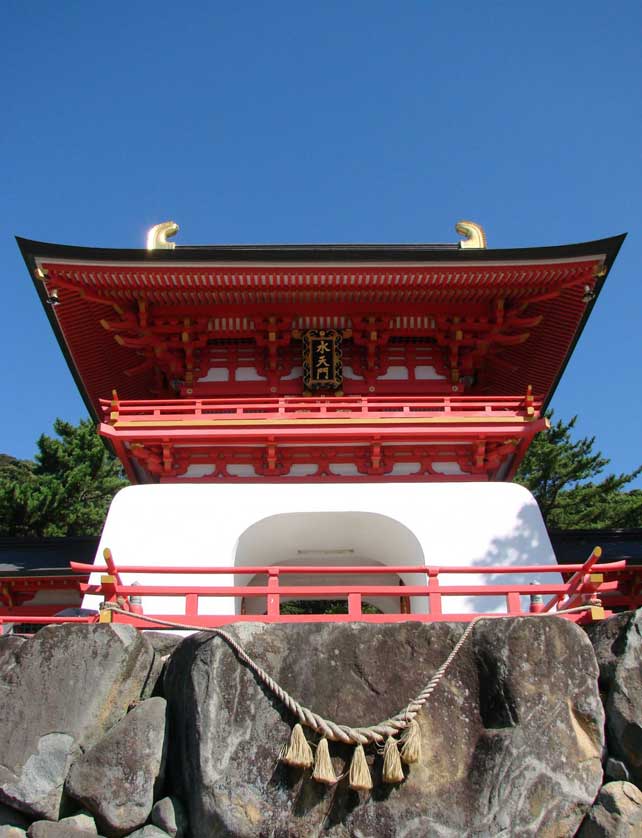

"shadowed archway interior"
[233,511,427,615]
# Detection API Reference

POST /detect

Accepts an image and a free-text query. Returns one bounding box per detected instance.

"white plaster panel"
[415,365,446,380]
[198,368,229,382]
[83,482,559,619]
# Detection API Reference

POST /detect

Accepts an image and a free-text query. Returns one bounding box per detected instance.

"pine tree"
[0,419,128,537]
[515,415,642,529]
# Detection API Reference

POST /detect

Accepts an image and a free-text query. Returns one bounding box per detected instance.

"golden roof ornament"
[146,221,179,250]
[456,220,487,249]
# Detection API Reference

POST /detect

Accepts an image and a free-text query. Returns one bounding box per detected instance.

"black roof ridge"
[16,233,626,265]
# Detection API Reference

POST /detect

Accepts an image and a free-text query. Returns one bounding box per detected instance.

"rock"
[0,827,27,838]
[164,619,604,838]
[0,803,28,828]
[0,625,156,821]
[142,634,182,658]
[27,823,100,838]
[576,781,642,837]
[0,636,25,692]
[59,813,98,832]
[585,609,642,785]
[150,797,188,837]
[605,757,630,783]
[126,828,171,838]
[584,612,632,686]
[66,698,167,838]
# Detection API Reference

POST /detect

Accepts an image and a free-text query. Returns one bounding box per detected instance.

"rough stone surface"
[126,828,171,838]
[576,781,642,837]
[66,698,167,838]
[0,637,25,692]
[27,823,100,838]
[164,619,604,838]
[59,813,98,832]
[0,827,27,838]
[0,625,156,821]
[585,609,642,786]
[605,757,630,783]
[142,633,182,659]
[150,797,188,838]
[0,804,28,829]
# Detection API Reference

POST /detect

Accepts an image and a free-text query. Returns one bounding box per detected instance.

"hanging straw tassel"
[348,744,373,791]
[399,718,422,765]
[382,736,405,784]
[281,723,314,768]
[312,737,338,785]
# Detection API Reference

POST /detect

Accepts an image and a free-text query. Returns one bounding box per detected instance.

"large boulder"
[57,813,98,833]
[576,781,642,837]
[126,828,171,838]
[27,823,100,838]
[66,698,168,838]
[0,636,26,693]
[0,625,157,821]
[585,610,642,786]
[164,619,604,838]
[150,797,188,838]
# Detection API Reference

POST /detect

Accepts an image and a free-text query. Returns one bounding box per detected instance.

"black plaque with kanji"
[302,329,343,391]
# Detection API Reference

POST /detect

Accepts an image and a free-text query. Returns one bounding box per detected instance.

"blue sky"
[2,1,641,484]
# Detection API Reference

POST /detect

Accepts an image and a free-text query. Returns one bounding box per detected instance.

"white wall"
[83,482,559,618]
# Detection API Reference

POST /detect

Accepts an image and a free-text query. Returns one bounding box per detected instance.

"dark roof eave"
[16,234,626,266]
[18,236,104,431]
[541,232,626,410]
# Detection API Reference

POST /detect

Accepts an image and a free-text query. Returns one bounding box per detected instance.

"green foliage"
[280,599,382,615]
[515,415,642,529]
[0,419,128,537]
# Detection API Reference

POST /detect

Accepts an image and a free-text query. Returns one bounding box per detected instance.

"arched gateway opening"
[234,511,426,616]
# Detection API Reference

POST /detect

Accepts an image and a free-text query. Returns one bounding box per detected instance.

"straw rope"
[101,603,594,746]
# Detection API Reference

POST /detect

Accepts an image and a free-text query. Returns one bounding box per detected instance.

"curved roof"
[17,234,626,422]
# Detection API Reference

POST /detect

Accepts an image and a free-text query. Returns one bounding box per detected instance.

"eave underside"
[32,254,610,412]
[17,234,625,484]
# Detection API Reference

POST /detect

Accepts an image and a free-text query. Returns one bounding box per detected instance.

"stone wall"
[0,614,640,837]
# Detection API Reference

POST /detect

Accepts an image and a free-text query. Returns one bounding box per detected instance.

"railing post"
[529,583,545,613]
[185,594,198,618]
[543,546,603,613]
[428,569,442,617]
[506,591,522,616]
[267,569,280,618]
[98,574,118,623]
[104,547,117,577]
[129,582,144,615]
[348,593,362,617]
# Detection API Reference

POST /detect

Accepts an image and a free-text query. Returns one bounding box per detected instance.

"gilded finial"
[146,221,179,250]
[456,220,487,249]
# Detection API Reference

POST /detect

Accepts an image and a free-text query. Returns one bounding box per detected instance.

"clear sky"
[2,1,641,484]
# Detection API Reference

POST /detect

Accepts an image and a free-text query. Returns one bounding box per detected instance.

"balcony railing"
[102,394,542,428]
[2,547,641,631]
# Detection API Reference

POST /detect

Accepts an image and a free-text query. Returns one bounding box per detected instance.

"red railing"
[3,547,641,631]
[101,394,542,427]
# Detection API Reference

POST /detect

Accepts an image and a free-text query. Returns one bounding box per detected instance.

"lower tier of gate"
[2,547,642,631]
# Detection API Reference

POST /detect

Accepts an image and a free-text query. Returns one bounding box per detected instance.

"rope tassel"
[382,736,405,784]
[281,723,314,768]
[400,718,422,765]
[312,737,338,785]
[348,744,373,791]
